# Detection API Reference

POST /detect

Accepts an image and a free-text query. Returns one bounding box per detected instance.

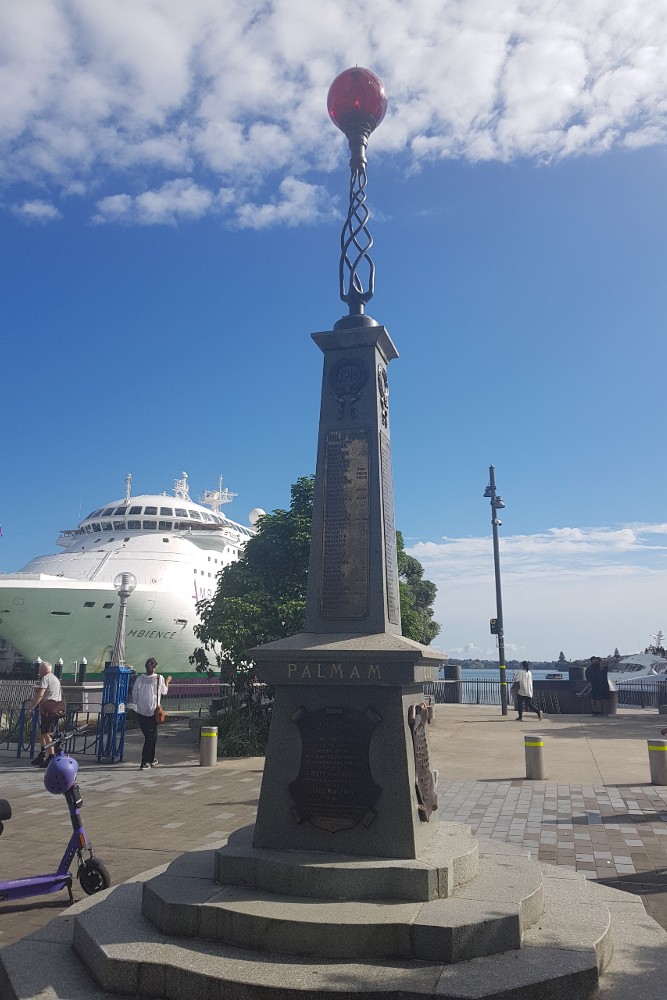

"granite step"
[4,860,663,999]
[143,849,543,962]
[214,822,479,902]
[67,870,610,999]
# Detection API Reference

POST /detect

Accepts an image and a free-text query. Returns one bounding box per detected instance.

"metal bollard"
[524,735,545,780]
[199,726,218,767]
[427,698,435,724]
[647,738,667,785]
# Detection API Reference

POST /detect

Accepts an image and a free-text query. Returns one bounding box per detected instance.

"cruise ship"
[0,473,262,676]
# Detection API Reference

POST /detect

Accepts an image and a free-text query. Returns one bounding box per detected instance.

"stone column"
[249,322,444,861]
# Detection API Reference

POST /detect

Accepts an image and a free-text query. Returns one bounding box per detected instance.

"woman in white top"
[133,657,172,770]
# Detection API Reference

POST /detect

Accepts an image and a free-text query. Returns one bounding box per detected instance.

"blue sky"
[2,1,667,661]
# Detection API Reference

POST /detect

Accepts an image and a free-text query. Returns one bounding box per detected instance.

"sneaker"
[515,717,523,722]
[31,754,45,767]
[537,711,543,720]
[151,759,158,767]
[38,756,51,768]
[140,763,150,770]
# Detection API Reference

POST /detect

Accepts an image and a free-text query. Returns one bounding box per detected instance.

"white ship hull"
[0,476,260,676]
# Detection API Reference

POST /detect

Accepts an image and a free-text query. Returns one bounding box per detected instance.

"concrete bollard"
[199,726,218,767]
[524,735,545,780]
[427,698,435,724]
[647,738,667,785]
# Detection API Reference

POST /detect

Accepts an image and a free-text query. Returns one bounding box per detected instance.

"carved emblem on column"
[378,364,389,428]
[330,357,369,419]
[408,702,439,822]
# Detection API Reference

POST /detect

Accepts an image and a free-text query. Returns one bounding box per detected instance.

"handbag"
[154,674,166,724]
[41,698,66,717]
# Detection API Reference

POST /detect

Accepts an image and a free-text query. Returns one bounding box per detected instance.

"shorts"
[39,711,60,735]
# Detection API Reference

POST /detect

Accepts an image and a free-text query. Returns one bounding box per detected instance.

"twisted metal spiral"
[339,159,375,314]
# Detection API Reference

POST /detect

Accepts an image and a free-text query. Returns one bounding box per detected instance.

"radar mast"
[174,472,191,502]
[200,475,237,512]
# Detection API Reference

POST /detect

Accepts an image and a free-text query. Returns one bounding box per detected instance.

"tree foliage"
[192,475,440,680]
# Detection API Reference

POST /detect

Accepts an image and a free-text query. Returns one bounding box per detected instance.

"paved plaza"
[1,703,667,950]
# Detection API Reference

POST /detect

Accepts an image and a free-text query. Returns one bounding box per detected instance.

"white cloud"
[12,199,61,222]
[93,178,216,225]
[408,522,667,660]
[1,1,666,223]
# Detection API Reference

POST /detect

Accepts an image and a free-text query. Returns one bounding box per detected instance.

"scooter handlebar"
[42,726,88,752]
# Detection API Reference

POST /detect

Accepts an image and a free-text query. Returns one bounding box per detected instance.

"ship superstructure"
[0,473,262,675]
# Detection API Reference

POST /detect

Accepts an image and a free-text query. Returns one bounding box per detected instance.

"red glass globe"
[327,67,387,133]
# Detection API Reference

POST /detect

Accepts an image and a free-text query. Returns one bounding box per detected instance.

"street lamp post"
[111,572,136,666]
[484,465,508,716]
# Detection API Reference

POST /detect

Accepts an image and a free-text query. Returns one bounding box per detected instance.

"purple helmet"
[44,753,79,795]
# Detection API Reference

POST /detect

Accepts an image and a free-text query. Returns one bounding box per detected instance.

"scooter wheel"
[78,858,111,895]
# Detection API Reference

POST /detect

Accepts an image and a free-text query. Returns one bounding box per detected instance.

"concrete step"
[3,860,665,999]
[68,870,610,998]
[143,846,543,962]
[215,822,479,901]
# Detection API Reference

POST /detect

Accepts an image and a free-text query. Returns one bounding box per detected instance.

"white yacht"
[0,473,263,676]
[610,632,667,682]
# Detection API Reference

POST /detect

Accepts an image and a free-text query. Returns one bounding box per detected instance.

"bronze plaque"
[289,705,382,832]
[380,431,401,624]
[408,703,438,822]
[321,429,369,618]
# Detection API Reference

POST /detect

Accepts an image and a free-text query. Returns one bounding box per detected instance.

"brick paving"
[2,704,667,948]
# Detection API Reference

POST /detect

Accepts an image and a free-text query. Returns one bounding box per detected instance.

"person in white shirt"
[513,661,542,722]
[133,657,171,770]
[24,661,63,767]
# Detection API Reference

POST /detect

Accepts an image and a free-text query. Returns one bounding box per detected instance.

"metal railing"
[615,680,667,710]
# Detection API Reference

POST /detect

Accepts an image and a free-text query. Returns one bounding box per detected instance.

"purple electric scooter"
[0,727,111,904]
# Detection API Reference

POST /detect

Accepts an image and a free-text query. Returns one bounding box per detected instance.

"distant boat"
[610,632,667,684]
[0,472,263,675]
[546,672,565,680]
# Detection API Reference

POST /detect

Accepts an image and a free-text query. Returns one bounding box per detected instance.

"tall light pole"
[111,572,136,666]
[484,465,508,715]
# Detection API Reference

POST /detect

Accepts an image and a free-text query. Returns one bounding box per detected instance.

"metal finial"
[327,67,387,328]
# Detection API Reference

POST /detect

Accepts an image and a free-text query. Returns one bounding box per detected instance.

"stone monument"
[248,66,445,861]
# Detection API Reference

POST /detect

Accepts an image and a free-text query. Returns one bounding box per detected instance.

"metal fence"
[615,680,667,710]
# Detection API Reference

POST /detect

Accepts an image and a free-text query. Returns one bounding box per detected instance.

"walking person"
[133,658,172,770]
[513,661,542,721]
[23,661,64,767]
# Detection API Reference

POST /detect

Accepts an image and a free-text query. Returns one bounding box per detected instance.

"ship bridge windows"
[101,508,115,516]
[114,506,128,515]
[129,506,142,515]
[92,524,101,532]
[143,521,157,530]
[113,521,125,531]
[144,506,157,515]
[201,512,213,522]
[189,511,201,520]
[127,520,141,530]
[160,507,173,516]
[175,508,187,517]
[158,521,173,531]
[101,522,112,531]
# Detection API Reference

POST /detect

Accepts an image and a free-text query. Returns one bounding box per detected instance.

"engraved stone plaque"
[321,429,369,618]
[408,703,438,822]
[289,705,382,832]
[380,431,401,624]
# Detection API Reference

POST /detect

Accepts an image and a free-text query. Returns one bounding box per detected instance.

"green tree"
[558,651,567,665]
[396,531,440,645]
[192,475,440,680]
